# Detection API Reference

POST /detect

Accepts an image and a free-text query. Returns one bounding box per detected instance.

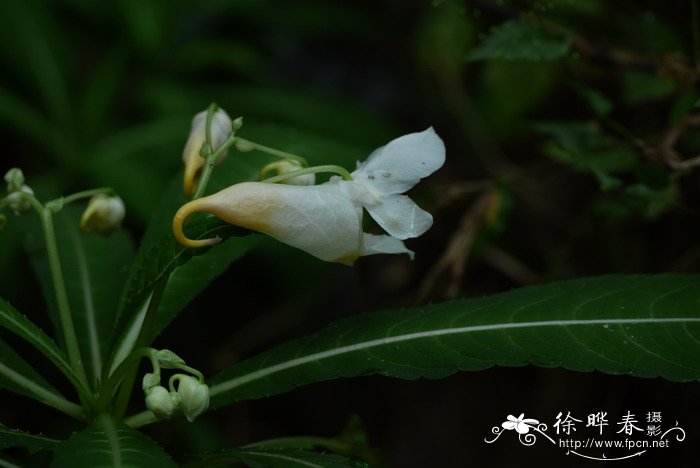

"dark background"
[1,0,699,466]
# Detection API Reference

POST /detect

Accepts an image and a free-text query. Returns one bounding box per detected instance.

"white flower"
[145,385,179,419]
[183,108,232,198]
[177,375,210,422]
[80,194,125,235]
[173,128,445,264]
[502,414,540,434]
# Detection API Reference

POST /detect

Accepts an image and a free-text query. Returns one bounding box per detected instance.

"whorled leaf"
[0,424,60,453]
[0,297,87,398]
[51,414,175,468]
[18,206,134,387]
[210,274,700,407]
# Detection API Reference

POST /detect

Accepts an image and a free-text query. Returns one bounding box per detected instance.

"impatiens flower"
[80,194,125,235]
[173,128,445,264]
[177,375,210,422]
[502,414,539,434]
[145,385,179,419]
[183,108,232,198]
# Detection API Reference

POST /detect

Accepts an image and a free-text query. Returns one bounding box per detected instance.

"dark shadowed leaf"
[210,275,700,407]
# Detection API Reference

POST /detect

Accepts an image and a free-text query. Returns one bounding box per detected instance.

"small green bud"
[234,139,255,152]
[6,186,34,214]
[232,116,243,131]
[4,168,25,193]
[177,375,210,422]
[261,160,315,186]
[142,372,160,391]
[156,349,186,369]
[145,385,178,419]
[80,194,125,235]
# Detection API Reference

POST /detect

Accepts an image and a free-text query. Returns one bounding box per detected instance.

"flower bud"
[80,194,125,235]
[183,108,232,198]
[156,349,186,369]
[142,372,160,391]
[262,160,315,186]
[145,385,178,419]
[177,375,210,422]
[4,168,25,193]
[6,185,34,214]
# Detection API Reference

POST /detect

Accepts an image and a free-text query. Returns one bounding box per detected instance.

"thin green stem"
[235,137,308,166]
[124,410,159,428]
[54,187,114,207]
[112,279,168,418]
[40,208,90,392]
[192,104,234,200]
[261,165,352,184]
[0,361,84,420]
[95,348,153,412]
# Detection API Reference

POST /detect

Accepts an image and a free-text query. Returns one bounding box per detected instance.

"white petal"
[365,194,433,240]
[352,127,445,196]
[361,233,414,260]
[502,422,517,430]
[200,182,364,264]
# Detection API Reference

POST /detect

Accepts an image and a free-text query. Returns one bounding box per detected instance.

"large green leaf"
[0,297,87,397]
[51,414,175,468]
[0,339,80,417]
[210,274,700,407]
[19,206,134,387]
[0,424,60,453]
[186,447,367,468]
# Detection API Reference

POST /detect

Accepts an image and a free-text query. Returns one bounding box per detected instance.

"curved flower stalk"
[183,108,233,198]
[173,128,445,264]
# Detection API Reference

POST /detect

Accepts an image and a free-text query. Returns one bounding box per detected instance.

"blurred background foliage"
[1,0,699,466]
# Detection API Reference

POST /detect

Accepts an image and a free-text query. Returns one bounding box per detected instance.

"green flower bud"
[6,186,34,214]
[145,385,178,419]
[261,160,315,186]
[4,168,25,193]
[156,349,186,369]
[232,116,243,131]
[80,194,125,235]
[177,375,210,422]
[142,372,160,391]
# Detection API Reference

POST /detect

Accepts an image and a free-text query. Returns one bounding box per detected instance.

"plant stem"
[40,208,90,391]
[235,137,308,165]
[123,410,159,428]
[112,279,168,418]
[55,187,114,206]
[95,348,152,412]
[261,164,352,183]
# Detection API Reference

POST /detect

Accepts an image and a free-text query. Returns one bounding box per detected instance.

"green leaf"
[51,414,175,468]
[0,297,88,397]
[186,447,367,468]
[210,274,700,407]
[466,19,571,62]
[19,206,134,387]
[0,424,60,453]
[532,121,638,191]
[0,338,80,417]
[110,216,251,371]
